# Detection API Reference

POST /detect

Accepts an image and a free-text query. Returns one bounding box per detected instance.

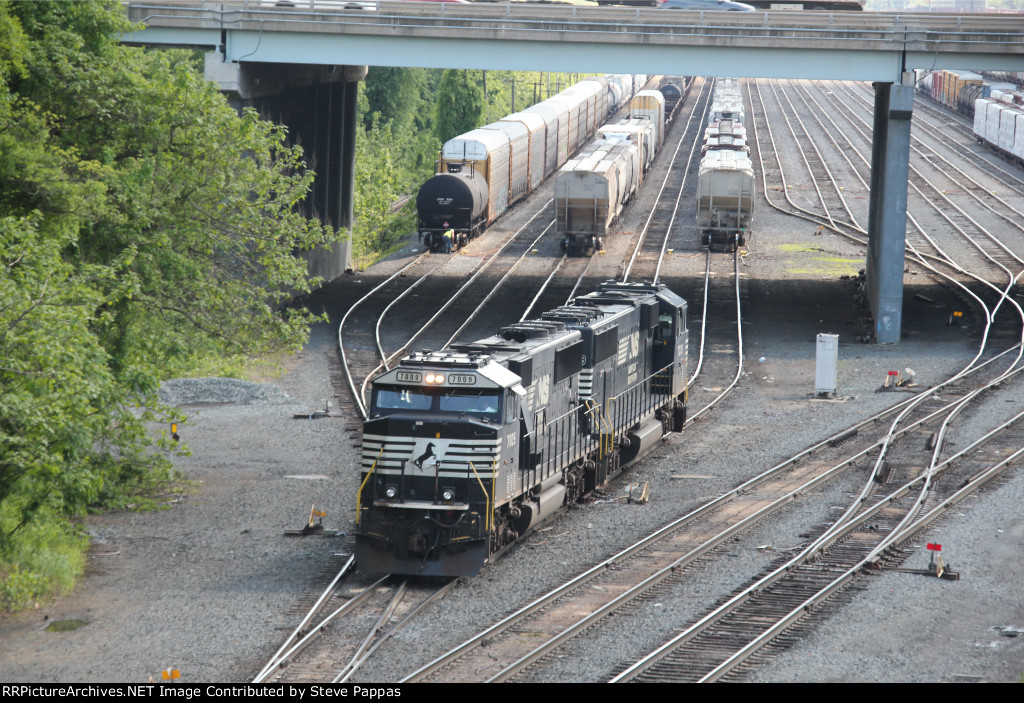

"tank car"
[417,75,646,252]
[416,170,489,252]
[658,76,692,124]
[354,281,689,577]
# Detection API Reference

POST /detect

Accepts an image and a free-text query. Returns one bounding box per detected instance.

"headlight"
[441,489,455,502]
[385,486,398,499]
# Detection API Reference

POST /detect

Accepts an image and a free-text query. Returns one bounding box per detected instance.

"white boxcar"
[501,111,547,190]
[1015,112,1024,160]
[481,119,531,204]
[999,106,1019,155]
[442,128,511,223]
[524,98,570,175]
[974,98,992,137]
[552,83,601,155]
[630,90,666,148]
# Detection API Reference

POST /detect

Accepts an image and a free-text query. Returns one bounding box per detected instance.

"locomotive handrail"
[606,361,676,406]
[468,461,492,534]
[354,447,383,526]
[536,398,606,471]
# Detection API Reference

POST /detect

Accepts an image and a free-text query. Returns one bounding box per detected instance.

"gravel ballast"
[2,80,1024,684]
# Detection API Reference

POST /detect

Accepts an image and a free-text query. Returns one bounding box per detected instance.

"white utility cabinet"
[815,333,839,397]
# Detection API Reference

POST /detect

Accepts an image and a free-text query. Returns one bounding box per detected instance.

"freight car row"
[915,68,1024,165]
[416,74,648,252]
[553,79,691,255]
[697,78,755,251]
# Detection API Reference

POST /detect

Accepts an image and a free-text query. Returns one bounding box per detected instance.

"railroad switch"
[880,368,917,391]
[924,543,960,580]
[284,503,332,537]
[626,481,650,504]
[889,563,961,581]
[890,542,961,580]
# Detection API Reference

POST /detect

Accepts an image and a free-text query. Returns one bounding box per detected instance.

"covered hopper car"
[554,89,668,255]
[698,78,755,251]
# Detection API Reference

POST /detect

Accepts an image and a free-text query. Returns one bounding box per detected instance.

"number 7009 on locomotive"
[355,281,689,577]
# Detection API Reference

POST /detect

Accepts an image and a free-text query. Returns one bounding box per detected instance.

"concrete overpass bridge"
[122,1,1024,342]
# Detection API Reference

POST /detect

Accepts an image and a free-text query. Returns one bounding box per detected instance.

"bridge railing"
[124,2,1024,55]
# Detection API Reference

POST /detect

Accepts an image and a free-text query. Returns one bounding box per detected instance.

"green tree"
[363,66,426,134]
[434,69,485,144]
[352,115,415,261]
[0,0,328,609]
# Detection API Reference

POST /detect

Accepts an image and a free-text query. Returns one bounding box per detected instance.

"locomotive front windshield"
[372,385,501,422]
[374,387,432,412]
[438,390,499,416]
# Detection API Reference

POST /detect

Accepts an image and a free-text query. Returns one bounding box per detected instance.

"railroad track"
[254,563,456,684]
[401,253,748,683]
[613,404,1024,682]
[399,343,1024,682]
[620,77,712,280]
[684,250,744,425]
[819,81,1024,277]
[341,79,1024,683]
[409,78,1024,687]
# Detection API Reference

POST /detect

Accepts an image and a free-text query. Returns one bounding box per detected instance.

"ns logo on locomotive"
[355,281,689,577]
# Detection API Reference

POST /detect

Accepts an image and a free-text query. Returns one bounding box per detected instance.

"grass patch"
[352,231,417,272]
[776,243,861,277]
[0,506,87,613]
[0,471,195,614]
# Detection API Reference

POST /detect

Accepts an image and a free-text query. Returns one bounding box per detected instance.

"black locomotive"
[354,281,689,577]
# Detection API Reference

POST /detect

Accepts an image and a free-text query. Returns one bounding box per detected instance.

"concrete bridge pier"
[205,54,367,282]
[866,79,914,344]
